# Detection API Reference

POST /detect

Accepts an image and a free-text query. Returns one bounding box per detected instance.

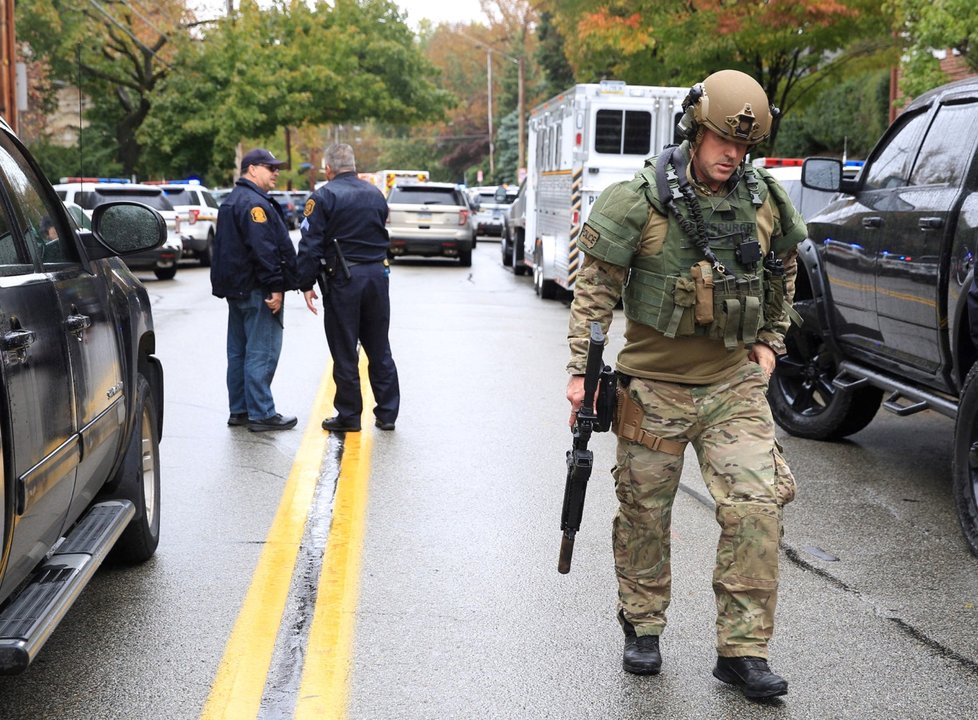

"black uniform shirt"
[295,171,389,291]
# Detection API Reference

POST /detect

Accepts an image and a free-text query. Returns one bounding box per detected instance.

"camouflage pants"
[612,362,795,658]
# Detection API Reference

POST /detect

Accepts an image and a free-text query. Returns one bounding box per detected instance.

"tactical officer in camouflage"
[565,70,804,701]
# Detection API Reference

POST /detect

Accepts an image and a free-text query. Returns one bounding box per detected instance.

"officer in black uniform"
[296,143,399,432]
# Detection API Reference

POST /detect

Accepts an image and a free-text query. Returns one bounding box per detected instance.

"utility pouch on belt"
[613,386,686,456]
[690,261,714,325]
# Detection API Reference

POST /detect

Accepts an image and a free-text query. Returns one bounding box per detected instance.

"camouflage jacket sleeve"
[566,255,628,374]
[755,244,799,355]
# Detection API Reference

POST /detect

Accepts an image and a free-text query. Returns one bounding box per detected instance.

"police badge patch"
[304,198,315,217]
[250,206,267,223]
[579,223,600,249]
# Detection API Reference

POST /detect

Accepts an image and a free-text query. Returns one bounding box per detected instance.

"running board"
[0,500,135,674]
[834,361,957,419]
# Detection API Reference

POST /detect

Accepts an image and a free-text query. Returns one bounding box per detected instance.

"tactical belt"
[614,388,687,456]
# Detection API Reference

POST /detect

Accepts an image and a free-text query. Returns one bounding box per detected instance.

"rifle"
[558,321,616,574]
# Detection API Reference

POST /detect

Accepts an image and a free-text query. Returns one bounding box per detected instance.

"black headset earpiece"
[677,83,704,141]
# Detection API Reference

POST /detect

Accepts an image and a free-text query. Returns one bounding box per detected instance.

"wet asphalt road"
[0,239,976,719]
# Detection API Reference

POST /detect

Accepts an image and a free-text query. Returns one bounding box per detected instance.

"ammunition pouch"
[711,274,763,350]
[612,383,687,456]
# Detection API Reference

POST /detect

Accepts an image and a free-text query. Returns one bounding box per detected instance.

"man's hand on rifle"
[303,289,319,315]
[566,374,585,428]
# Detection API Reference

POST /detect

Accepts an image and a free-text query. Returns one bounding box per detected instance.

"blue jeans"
[226,290,283,421]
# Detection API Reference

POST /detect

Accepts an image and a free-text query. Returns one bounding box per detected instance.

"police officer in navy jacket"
[211,148,298,432]
[296,143,400,432]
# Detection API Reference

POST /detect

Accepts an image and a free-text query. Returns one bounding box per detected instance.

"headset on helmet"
[676,70,779,146]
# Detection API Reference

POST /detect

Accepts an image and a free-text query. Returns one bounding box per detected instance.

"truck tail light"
[174,215,181,232]
[459,209,470,226]
[189,209,200,224]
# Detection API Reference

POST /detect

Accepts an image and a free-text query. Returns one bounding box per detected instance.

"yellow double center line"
[200,358,372,720]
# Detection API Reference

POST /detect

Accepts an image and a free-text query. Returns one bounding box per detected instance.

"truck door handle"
[1,328,36,351]
[918,217,944,230]
[65,313,92,335]
[862,216,882,228]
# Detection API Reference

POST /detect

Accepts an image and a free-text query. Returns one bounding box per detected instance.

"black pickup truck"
[768,75,978,555]
[0,120,166,672]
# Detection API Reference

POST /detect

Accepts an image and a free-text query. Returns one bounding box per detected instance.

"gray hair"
[325,143,356,172]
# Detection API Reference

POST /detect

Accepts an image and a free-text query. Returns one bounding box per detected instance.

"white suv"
[54,180,185,279]
[155,182,220,266]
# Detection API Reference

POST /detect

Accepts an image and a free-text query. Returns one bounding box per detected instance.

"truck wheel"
[154,267,177,280]
[459,248,472,267]
[533,255,557,299]
[502,236,513,267]
[199,230,214,267]
[767,299,882,440]
[110,373,161,563]
[513,230,528,276]
[952,363,978,556]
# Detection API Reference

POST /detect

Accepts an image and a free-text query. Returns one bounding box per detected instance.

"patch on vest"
[304,198,315,217]
[250,206,267,223]
[579,223,600,249]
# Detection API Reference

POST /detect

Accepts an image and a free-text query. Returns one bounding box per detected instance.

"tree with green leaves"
[888,0,978,99]
[538,0,897,148]
[17,0,188,176]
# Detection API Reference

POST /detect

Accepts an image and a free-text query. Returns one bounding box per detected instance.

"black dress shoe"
[623,634,661,675]
[713,656,788,699]
[374,419,396,431]
[321,416,361,432]
[248,413,298,432]
[227,412,248,427]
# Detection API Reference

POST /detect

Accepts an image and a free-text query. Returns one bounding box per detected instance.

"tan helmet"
[681,70,775,146]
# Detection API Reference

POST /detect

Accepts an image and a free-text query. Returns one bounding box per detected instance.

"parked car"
[0,118,167,673]
[501,179,529,275]
[768,75,978,555]
[156,182,220,266]
[386,182,475,266]
[54,181,185,279]
[269,190,299,229]
[752,157,864,221]
[469,184,519,239]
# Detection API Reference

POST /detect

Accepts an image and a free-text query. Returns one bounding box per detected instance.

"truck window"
[0,133,77,266]
[594,109,652,155]
[909,101,978,187]
[861,108,929,191]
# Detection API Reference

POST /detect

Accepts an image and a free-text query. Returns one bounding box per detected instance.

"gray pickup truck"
[0,120,166,672]
[768,75,978,555]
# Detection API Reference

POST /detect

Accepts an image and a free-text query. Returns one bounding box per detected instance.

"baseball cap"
[241,148,286,171]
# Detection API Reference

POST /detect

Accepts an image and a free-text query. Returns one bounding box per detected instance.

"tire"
[459,248,472,267]
[501,235,513,267]
[154,267,177,280]
[953,363,978,556]
[767,299,883,440]
[199,230,214,267]
[533,249,558,299]
[110,373,161,563]
[512,229,529,276]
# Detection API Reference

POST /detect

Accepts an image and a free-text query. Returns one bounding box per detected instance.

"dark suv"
[0,120,167,672]
[768,76,978,554]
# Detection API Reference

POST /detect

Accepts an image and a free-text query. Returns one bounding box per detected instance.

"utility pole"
[486,50,494,178]
[0,0,16,132]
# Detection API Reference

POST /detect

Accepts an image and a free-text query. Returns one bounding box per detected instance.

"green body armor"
[580,145,803,350]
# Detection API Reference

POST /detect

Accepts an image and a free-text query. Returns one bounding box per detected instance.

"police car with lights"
[54,179,186,279]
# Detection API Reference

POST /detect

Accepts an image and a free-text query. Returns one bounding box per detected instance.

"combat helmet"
[677,69,777,146]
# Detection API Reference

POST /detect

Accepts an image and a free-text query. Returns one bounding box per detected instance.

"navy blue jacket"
[296,171,389,291]
[211,178,298,299]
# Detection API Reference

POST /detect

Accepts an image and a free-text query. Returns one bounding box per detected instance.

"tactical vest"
[580,145,802,350]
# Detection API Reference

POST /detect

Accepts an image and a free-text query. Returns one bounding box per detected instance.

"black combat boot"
[713,656,788,699]
[623,633,661,675]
